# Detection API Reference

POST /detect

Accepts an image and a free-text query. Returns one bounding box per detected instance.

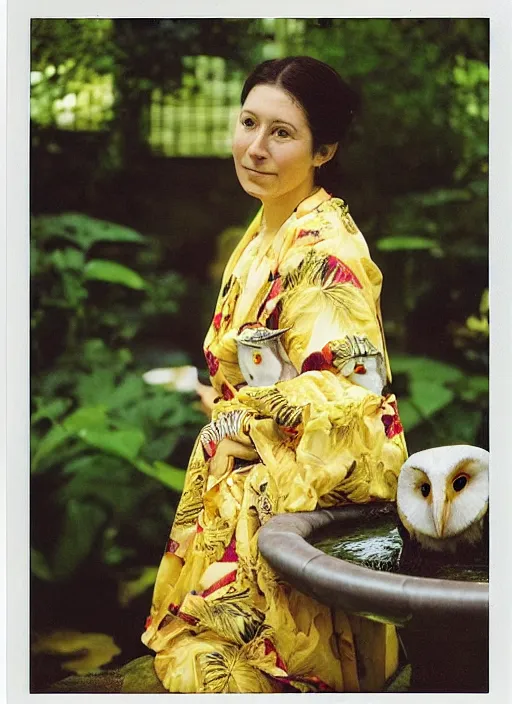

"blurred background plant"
[30,17,488,689]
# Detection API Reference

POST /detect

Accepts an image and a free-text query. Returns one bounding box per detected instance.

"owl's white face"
[238,343,284,386]
[397,445,489,549]
[341,355,385,396]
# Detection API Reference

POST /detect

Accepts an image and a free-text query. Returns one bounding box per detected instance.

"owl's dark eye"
[453,475,468,492]
[420,483,431,498]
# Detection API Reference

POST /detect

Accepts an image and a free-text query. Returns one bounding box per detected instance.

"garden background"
[29,17,489,690]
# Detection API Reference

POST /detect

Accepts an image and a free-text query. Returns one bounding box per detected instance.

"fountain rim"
[258,503,488,627]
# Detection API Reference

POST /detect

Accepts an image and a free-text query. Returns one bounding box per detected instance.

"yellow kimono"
[142,188,408,693]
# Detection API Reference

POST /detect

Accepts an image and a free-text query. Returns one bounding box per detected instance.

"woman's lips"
[243,166,275,176]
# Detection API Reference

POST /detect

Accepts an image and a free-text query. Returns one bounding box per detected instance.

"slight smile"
[243,166,276,176]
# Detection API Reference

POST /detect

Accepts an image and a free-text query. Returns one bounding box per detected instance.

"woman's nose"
[247,130,268,159]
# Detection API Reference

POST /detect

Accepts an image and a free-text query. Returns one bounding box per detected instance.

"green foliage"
[31,214,204,585]
[33,212,144,249]
[301,19,488,363]
[376,237,439,253]
[392,354,488,452]
[31,338,203,582]
[31,20,118,129]
[31,213,189,364]
[84,260,146,289]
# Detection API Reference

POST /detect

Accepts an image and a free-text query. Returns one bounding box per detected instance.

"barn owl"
[397,445,489,554]
[236,326,298,386]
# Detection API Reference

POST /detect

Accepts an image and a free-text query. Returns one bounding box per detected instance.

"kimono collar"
[294,187,331,218]
[222,187,333,286]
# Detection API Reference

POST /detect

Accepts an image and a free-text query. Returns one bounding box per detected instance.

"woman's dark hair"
[240,56,360,193]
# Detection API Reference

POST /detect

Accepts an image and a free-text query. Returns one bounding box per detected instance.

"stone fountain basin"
[258,502,488,630]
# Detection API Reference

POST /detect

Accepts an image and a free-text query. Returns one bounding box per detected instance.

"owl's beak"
[432,495,451,538]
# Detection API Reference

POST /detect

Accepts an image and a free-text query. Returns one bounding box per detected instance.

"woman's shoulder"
[290,195,369,256]
[318,196,362,237]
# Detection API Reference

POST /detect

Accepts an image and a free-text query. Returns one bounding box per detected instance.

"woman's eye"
[275,128,290,138]
[420,483,431,498]
[242,117,255,128]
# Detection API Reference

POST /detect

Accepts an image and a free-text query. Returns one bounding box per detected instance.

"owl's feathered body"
[397,445,489,558]
[236,326,297,386]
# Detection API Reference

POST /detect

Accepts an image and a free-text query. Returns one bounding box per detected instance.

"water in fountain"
[313,515,488,582]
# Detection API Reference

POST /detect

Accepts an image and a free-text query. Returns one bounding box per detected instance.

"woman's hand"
[208,437,259,479]
[196,381,219,417]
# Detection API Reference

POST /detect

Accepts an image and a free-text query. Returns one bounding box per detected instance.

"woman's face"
[232,84,321,205]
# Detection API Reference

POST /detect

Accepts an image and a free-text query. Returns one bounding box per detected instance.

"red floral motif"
[258,276,283,320]
[204,348,219,377]
[268,276,283,299]
[203,439,217,458]
[221,383,234,400]
[168,602,180,615]
[326,255,362,288]
[144,616,152,630]
[382,399,404,439]
[178,611,200,626]
[220,536,238,562]
[200,569,237,598]
[281,425,299,437]
[275,673,332,693]
[166,538,180,554]
[196,523,204,533]
[266,303,282,330]
[264,638,287,672]
[212,312,222,331]
[157,614,173,631]
[301,348,332,373]
[297,229,320,239]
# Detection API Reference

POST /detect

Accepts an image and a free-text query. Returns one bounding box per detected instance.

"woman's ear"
[314,143,338,168]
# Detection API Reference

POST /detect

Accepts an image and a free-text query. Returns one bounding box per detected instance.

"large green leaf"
[31,440,86,476]
[75,370,116,406]
[376,236,438,252]
[49,247,85,271]
[84,260,146,290]
[143,432,180,462]
[31,397,73,425]
[61,271,89,307]
[79,428,146,461]
[52,499,107,579]
[32,407,108,473]
[398,384,454,431]
[133,459,186,492]
[59,455,146,518]
[116,393,178,428]
[81,339,132,375]
[391,355,464,431]
[458,375,489,402]
[391,355,464,385]
[63,406,108,432]
[31,424,70,473]
[108,375,145,410]
[32,213,145,251]
[38,368,76,397]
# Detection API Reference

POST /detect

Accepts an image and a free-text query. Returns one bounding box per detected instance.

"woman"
[142,56,408,693]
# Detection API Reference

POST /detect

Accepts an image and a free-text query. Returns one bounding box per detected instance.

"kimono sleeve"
[235,236,407,507]
[275,239,389,393]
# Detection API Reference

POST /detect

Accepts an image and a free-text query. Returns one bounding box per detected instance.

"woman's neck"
[260,180,319,237]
